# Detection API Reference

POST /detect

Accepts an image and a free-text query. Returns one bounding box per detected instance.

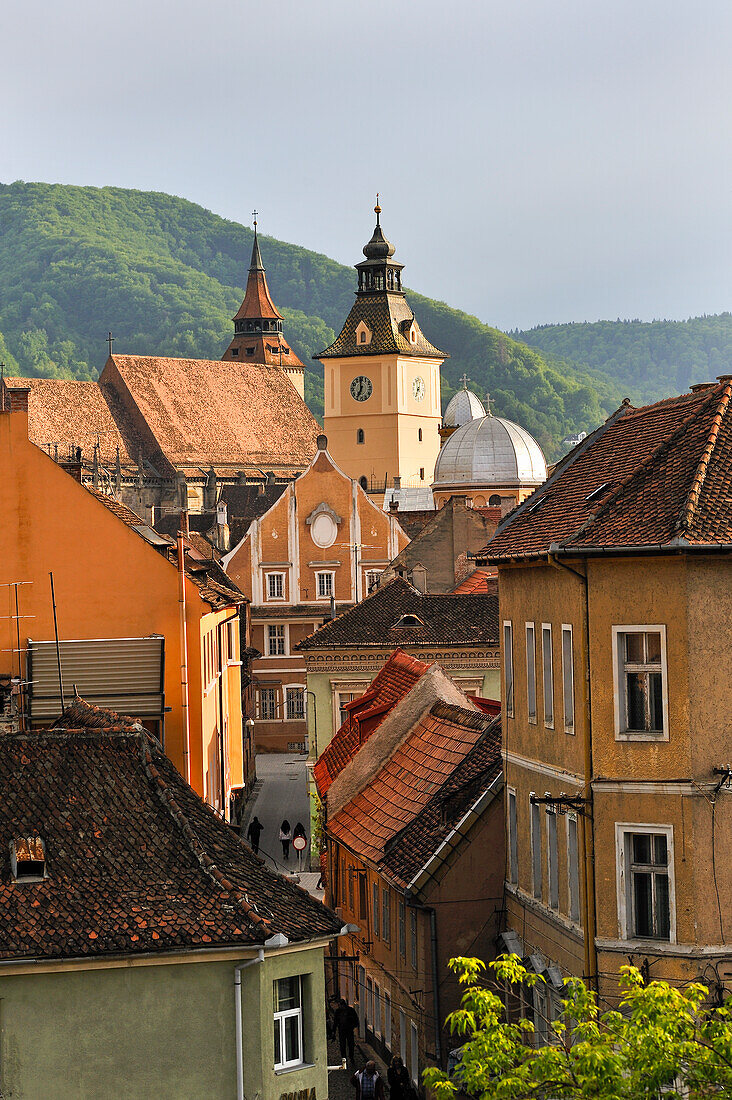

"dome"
[443,388,487,428]
[433,414,547,488]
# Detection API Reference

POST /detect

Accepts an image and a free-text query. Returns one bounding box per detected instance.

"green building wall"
[0,945,329,1100]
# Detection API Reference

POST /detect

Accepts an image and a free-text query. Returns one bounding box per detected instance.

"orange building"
[0,389,246,819]
[223,436,408,752]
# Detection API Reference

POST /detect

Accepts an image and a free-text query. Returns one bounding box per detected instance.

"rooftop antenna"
[106,331,115,358]
[49,572,65,715]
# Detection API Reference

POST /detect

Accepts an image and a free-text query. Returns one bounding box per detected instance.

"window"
[382,887,391,942]
[618,827,673,941]
[316,571,334,599]
[562,625,575,732]
[267,624,286,656]
[338,692,357,729]
[226,619,238,663]
[542,624,554,727]
[489,494,501,506]
[531,797,541,899]
[613,627,667,739]
[359,476,368,490]
[365,570,381,593]
[508,789,518,885]
[418,428,423,441]
[357,428,365,443]
[372,882,380,938]
[267,572,284,600]
[383,992,392,1049]
[399,1010,407,1064]
[525,623,536,722]
[348,866,354,911]
[419,467,425,480]
[285,687,305,721]
[567,815,580,923]
[410,1021,419,1084]
[410,909,417,969]
[359,873,368,920]
[374,984,381,1035]
[230,346,239,356]
[398,898,406,957]
[366,978,374,1027]
[259,687,277,720]
[547,808,559,910]
[273,976,303,1070]
[360,331,366,343]
[503,621,514,717]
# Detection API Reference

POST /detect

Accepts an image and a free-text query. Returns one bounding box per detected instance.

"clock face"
[412,376,425,401]
[350,375,373,402]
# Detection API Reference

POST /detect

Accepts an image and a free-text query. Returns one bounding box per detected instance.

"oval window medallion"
[311,513,337,548]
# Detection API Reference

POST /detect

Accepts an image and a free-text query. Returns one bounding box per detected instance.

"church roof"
[443,386,487,428]
[232,229,283,323]
[318,293,446,360]
[433,414,547,489]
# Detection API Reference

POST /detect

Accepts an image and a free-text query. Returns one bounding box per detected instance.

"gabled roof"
[295,576,499,650]
[328,701,498,868]
[313,649,430,797]
[483,379,732,559]
[451,568,497,595]
[0,727,341,961]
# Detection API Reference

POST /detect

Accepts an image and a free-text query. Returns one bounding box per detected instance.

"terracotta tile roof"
[103,355,318,471]
[379,709,502,888]
[318,293,446,360]
[328,702,496,866]
[51,696,143,733]
[450,568,497,595]
[0,727,341,961]
[483,381,732,558]
[313,649,431,797]
[295,576,499,650]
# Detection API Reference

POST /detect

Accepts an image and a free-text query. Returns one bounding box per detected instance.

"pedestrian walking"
[387,1055,412,1100]
[245,815,263,854]
[352,1060,385,1100]
[279,819,292,860]
[334,997,359,1067]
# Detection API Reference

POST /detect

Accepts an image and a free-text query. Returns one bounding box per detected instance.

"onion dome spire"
[356,196,403,294]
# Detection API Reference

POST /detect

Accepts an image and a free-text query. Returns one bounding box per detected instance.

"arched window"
[360,330,367,343]
[359,476,368,490]
[489,494,502,506]
[418,428,423,442]
[357,429,365,444]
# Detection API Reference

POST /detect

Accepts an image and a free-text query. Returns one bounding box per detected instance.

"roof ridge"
[138,732,273,935]
[568,387,724,544]
[429,699,496,729]
[677,380,732,535]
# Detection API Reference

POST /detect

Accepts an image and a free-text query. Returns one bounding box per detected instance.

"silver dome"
[433,414,547,488]
[443,388,486,428]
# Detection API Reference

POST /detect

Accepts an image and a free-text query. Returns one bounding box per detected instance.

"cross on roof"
[460,373,470,389]
[106,331,115,357]
[252,209,258,229]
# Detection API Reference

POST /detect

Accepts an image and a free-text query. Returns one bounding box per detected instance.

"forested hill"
[516,316,732,404]
[0,181,627,459]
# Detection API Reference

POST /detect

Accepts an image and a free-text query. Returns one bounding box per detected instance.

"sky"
[2,0,731,330]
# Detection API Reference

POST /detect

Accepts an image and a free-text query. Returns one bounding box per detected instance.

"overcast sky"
[2,0,731,329]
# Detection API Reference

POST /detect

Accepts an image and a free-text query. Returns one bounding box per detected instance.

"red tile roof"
[328,702,497,866]
[450,568,497,595]
[483,381,732,558]
[0,727,341,961]
[313,649,430,797]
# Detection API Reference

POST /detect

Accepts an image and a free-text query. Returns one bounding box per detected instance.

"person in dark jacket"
[279,820,292,860]
[352,1061,385,1100]
[245,815,263,854]
[334,997,359,1066]
[387,1054,412,1100]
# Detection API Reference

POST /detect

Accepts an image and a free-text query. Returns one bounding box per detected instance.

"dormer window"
[393,614,424,629]
[355,322,372,346]
[10,836,47,882]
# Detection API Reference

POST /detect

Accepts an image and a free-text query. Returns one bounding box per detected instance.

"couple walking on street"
[333,999,415,1100]
[278,819,306,861]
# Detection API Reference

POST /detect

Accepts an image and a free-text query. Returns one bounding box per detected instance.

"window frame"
[259,686,278,721]
[285,685,305,721]
[273,975,304,1071]
[266,571,286,602]
[530,795,541,899]
[546,806,559,910]
[503,621,514,718]
[410,1021,419,1085]
[372,881,380,938]
[541,623,554,729]
[381,887,391,944]
[507,787,518,885]
[383,991,392,1050]
[615,822,676,943]
[561,624,575,734]
[267,623,287,657]
[567,813,581,924]
[398,898,406,958]
[612,625,669,741]
[525,622,537,723]
[316,570,335,601]
[410,908,418,970]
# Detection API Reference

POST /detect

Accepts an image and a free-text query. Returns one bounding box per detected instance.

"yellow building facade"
[318,205,446,494]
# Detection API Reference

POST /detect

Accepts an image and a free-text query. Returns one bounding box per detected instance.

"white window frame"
[503,621,514,718]
[525,622,537,723]
[365,569,382,593]
[366,977,374,1028]
[507,787,518,885]
[267,623,287,657]
[530,794,542,899]
[266,571,286,602]
[541,624,554,728]
[546,806,559,910]
[612,625,669,741]
[399,1009,407,1065]
[316,570,335,600]
[285,685,305,721]
[561,624,575,734]
[273,975,304,1071]
[566,814,580,925]
[259,686,278,721]
[374,983,381,1037]
[410,1021,419,1085]
[615,822,676,943]
[383,991,392,1050]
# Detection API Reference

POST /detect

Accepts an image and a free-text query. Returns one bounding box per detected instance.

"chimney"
[7,387,30,416]
[180,509,190,537]
[388,496,400,514]
[59,445,83,483]
[393,476,401,490]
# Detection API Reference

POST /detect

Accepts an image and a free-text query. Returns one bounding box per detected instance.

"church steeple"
[355,196,404,295]
[222,216,305,398]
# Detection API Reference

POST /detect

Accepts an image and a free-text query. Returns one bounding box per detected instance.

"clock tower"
[317,202,447,494]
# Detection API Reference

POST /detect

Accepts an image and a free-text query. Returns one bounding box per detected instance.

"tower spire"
[249,210,264,272]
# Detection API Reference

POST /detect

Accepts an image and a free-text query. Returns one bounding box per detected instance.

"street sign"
[293,834,307,851]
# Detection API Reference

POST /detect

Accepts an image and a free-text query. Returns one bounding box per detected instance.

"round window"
[311,513,337,548]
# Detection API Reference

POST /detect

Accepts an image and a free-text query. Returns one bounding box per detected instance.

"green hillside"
[516,316,732,404]
[0,181,626,459]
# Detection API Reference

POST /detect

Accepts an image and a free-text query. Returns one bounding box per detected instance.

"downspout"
[177,511,191,785]
[234,948,265,1100]
[429,907,442,1066]
[217,611,240,818]
[548,551,598,992]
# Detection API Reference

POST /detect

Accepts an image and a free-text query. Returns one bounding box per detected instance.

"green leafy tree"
[424,955,732,1099]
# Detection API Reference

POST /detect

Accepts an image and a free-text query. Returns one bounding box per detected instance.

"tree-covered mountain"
[0,181,628,459]
[515,316,732,405]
